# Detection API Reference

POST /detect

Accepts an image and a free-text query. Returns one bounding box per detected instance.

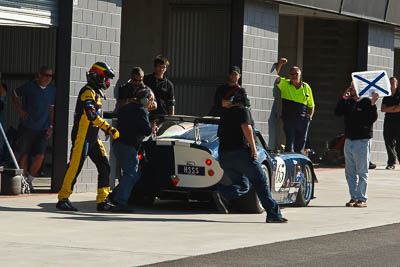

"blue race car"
[130,115,316,213]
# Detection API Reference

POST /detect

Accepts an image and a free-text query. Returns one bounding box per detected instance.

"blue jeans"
[112,141,140,205]
[219,149,282,220]
[283,118,310,153]
[344,138,370,202]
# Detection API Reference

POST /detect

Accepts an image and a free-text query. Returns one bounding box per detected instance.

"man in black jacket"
[110,86,156,212]
[334,84,378,208]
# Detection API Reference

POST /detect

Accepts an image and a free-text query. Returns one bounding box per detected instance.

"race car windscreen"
[159,124,218,143]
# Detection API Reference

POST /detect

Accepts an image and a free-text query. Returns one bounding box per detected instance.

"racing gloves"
[101,123,119,140]
[105,125,119,140]
[94,117,119,140]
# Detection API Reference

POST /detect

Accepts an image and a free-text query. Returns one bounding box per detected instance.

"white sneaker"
[27,174,35,193]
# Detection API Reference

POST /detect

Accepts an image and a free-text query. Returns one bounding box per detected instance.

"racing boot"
[56,198,78,211]
[97,199,115,212]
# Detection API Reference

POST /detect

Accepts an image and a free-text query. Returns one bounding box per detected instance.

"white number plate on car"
[177,165,205,176]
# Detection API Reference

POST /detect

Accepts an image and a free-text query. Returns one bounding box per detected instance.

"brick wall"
[367,23,394,164]
[69,0,121,192]
[242,0,279,148]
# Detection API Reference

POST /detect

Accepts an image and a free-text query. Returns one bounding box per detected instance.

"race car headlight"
[205,159,212,166]
[138,154,143,161]
[208,170,214,176]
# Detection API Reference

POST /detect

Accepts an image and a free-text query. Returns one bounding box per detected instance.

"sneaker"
[97,199,115,211]
[266,217,288,223]
[386,165,395,170]
[354,201,367,208]
[369,162,376,170]
[212,191,229,214]
[56,198,78,211]
[110,204,134,213]
[345,199,357,207]
[27,174,35,193]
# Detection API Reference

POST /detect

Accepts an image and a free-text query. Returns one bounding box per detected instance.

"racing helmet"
[135,85,151,106]
[231,88,251,107]
[86,62,115,90]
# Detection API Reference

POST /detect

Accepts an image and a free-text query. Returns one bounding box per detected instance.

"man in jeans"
[110,86,156,212]
[334,84,378,208]
[217,88,287,223]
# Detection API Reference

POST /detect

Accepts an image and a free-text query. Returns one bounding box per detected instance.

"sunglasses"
[133,79,143,83]
[41,73,53,77]
[290,73,300,76]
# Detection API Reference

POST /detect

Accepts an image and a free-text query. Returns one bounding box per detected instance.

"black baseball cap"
[229,65,241,75]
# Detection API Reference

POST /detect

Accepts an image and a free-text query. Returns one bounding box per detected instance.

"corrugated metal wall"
[0,0,59,26]
[303,18,358,153]
[0,26,57,131]
[166,0,231,116]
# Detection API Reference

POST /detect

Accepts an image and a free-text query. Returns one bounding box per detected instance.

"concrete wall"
[367,23,395,164]
[69,0,122,193]
[242,0,279,147]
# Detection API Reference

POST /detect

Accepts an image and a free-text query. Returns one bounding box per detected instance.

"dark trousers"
[383,119,400,165]
[283,118,310,153]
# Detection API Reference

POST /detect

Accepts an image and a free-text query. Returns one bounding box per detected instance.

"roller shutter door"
[0,0,58,27]
[395,28,400,49]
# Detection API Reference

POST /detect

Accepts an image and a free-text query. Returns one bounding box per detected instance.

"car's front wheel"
[294,164,313,207]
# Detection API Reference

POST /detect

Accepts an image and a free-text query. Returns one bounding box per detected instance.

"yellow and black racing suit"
[58,83,117,203]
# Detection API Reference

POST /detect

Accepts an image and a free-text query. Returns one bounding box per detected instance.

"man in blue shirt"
[12,66,56,192]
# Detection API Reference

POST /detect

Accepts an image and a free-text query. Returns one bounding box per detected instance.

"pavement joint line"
[0,241,192,257]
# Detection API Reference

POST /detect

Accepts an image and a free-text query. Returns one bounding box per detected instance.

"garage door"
[395,28,400,49]
[0,0,58,27]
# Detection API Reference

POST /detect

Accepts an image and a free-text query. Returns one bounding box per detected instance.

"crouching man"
[109,86,157,212]
[217,88,288,223]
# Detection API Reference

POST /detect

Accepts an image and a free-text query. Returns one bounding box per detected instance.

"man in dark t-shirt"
[216,88,287,223]
[117,67,145,110]
[381,76,400,169]
[144,55,175,116]
[209,66,242,117]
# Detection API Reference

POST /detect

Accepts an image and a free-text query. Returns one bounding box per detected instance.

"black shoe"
[212,191,229,214]
[97,200,115,211]
[369,161,376,169]
[386,165,395,170]
[266,217,288,223]
[110,204,135,213]
[56,198,78,211]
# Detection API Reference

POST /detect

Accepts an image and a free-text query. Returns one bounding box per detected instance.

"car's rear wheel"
[128,179,156,205]
[294,164,313,207]
[231,164,270,214]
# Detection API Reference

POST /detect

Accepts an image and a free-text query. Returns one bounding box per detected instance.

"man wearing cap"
[216,88,288,223]
[209,66,242,117]
[275,58,315,153]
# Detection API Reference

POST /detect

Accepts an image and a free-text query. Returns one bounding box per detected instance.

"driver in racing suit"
[56,62,120,212]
